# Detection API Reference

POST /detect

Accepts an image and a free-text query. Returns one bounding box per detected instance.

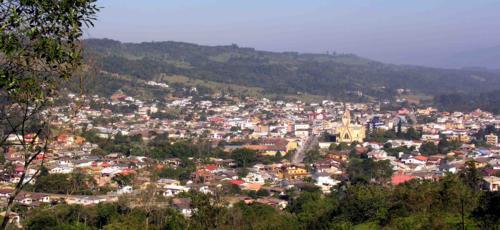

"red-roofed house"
[392,174,416,185]
[191,170,215,183]
[415,155,428,162]
[205,165,218,172]
[228,180,244,185]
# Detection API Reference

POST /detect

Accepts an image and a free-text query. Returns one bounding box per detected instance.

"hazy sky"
[86,0,500,67]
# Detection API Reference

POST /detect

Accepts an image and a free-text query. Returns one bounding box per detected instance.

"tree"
[304,149,321,164]
[396,120,403,137]
[288,191,336,229]
[229,202,299,229]
[437,138,451,154]
[420,142,438,156]
[405,127,420,140]
[25,213,58,230]
[341,184,391,224]
[112,174,134,188]
[329,143,338,151]
[0,0,98,92]
[256,188,270,197]
[0,2,98,227]
[347,158,393,184]
[69,169,97,195]
[231,148,257,167]
[34,174,71,194]
[459,161,482,191]
[91,148,107,157]
[336,142,349,151]
[472,192,500,228]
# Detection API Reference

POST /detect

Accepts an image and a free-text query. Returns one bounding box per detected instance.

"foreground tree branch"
[0,0,98,228]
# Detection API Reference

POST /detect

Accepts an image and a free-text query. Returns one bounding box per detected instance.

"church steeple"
[342,109,351,127]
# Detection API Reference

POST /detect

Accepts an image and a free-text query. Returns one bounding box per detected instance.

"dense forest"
[435,90,500,114]
[80,39,500,111]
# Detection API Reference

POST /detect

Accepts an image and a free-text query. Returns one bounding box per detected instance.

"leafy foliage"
[346,158,393,184]
[1,0,98,98]
[435,90,500,114]
[20,170,498,229]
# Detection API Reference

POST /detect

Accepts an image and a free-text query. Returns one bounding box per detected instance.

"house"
[191,169,215,183]
[391,174,416,185]
[367,150,388,160]
[0,211,21,227]
[49,166,74,174]
[318,142,334,149]
[163,158,182,168]
[313,172,340,193]
[485,134,498,146]
[31,193,50,203]
[66,196,108,206]
[199,186,213,195]
[401,155,426,165]
[204,164,218,172]
[14,193,33,205]
[161,185,190,197]
[415,155,428,162]
[255,197,288,210]
[117,186,134,195]
[428,155,445,165]
[243,172,265,184]
[278,165,309,180]
[243,138,290,156]
[227,179,245,186]
[313,159,341,174]
[483,176,500,191]
[157,178,181,187]
[0,188,14,198]
[172,198,193,217]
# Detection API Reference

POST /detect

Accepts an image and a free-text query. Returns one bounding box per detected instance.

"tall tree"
[0,1,98,228]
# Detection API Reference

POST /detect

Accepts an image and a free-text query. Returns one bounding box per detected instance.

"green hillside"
[81,38,500,107]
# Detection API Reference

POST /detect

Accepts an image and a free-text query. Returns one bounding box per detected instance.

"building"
[483,176,500,191]
[278,165,308,180]
[313,172,340,193]
[336,109,365,143]
[485,134,498,146]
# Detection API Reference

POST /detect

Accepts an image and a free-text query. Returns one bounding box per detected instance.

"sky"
[86,0,500,68]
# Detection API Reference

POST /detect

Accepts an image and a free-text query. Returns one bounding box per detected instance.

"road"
[291,135,318,164]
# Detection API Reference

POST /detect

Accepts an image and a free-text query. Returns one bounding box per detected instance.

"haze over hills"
[442,45,500,69]
[81,38,500,111]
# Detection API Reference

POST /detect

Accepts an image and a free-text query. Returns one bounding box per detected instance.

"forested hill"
[82,38,500,103]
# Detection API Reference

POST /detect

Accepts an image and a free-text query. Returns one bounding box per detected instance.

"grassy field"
[160,74,264,97]
[159,74,326,103]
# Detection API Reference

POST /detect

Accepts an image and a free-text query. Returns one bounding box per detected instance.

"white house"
[367,150,388,160]
[243,172,265,184]
[199,186,213,195]
[401,157,426,165]
[161,185,190,197]
[117,186,134,195]
[483,176,500,191]
[66,196,108,206]
[313,173,340,193]
[50,166,74,174]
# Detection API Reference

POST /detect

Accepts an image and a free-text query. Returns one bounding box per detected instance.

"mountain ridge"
[444,44,500,69]
[81,38,500,107]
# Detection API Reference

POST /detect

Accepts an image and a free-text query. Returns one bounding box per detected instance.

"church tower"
[342,108,351,127]
[336,109,366,143]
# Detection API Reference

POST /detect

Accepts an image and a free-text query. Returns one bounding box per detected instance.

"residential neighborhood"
[1,90,499,224]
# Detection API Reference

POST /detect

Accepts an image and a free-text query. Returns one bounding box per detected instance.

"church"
[336,109,366,143]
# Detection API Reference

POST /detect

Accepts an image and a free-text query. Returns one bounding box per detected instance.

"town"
[3,0,500,229]
[1,83,499,227]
